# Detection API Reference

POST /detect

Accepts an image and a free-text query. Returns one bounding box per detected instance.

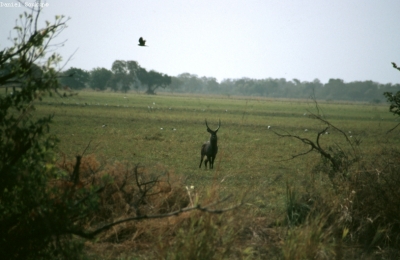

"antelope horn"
[205,119,210,130]
[215,119,221,132]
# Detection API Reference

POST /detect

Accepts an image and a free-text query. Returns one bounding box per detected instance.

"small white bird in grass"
[172,128,177,131]
[102,124,107,128]
[304,129,308,132]
[160,127,164,130]
[268,126,271,129]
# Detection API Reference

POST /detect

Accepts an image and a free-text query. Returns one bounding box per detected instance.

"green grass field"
[29,91,400,259]
[35,91,399,211]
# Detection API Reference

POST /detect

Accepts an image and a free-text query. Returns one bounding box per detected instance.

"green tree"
[322,78,346,100]
[109,60,139,92]
[384,62,400,115]
[137,68,172,94]
[292,78,301,86]
[0,8,103,259]
[59,67,89,90]
[383,62,400,132]
[169,76,184,93]
[203,77,219,93]
[89,67,112,90]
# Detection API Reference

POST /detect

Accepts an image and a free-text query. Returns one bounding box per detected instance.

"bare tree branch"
[72,194,242,239]
[271,101,361,182]
[272,128,333,163]
[81,140,92,157]
[387,122,400,134]
[309,89,324,117]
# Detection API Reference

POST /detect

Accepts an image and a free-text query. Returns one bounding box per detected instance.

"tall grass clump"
[63,155,243,259]
[344,147,400,257]
[282,212,341,260]
[157,212,237,260]
[276,103,400,258]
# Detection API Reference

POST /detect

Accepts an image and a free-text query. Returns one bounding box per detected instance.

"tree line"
[168,74,400,103]
[60,60,171,94]
[60,61,400,102]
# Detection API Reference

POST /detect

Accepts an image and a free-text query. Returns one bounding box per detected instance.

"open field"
[36,91,399,209]
[35,91,400,258]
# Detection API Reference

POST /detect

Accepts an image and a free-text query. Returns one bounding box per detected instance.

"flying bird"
[392,62,400,71]
[138,37,147,47]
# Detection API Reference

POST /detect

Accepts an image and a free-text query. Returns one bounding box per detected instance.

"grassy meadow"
[35,90,400,258]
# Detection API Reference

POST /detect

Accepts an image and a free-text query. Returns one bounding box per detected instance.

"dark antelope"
[199,119,221,169]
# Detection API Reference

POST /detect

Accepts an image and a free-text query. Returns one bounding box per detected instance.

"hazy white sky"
[1,0,400,84]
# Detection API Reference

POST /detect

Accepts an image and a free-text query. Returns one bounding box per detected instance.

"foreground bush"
[275,102,400,258]
[0,7,123,258]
